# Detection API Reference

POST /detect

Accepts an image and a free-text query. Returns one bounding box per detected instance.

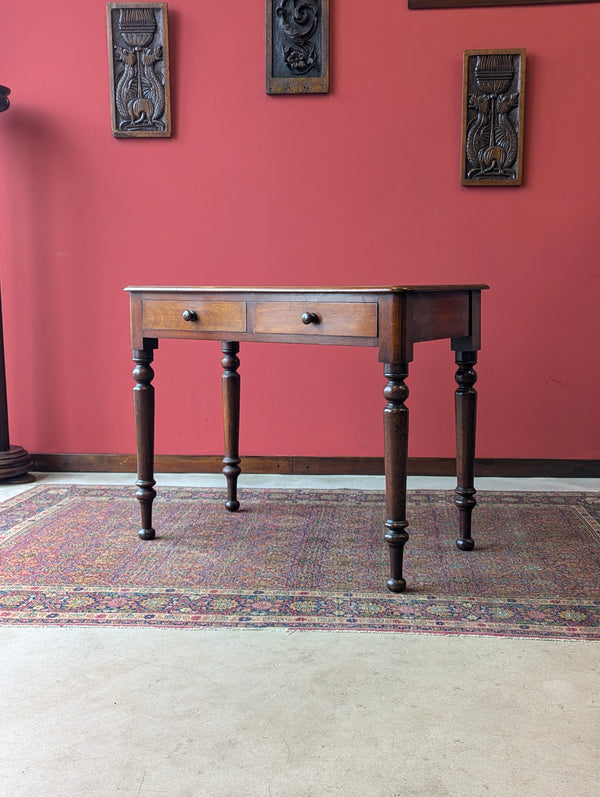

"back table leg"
[221,341,241,512]
[454,350,478,551]
[133,344,157,540]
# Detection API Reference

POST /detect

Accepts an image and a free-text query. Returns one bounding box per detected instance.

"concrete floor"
[1,474,599,796]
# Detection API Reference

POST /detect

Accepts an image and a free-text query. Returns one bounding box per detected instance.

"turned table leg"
[383,362,410,592]
[454,350,478,551]
[133,344,157,540]
[221,341,241,512]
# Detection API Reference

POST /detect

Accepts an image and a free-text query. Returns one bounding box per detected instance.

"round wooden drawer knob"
[301,312,319,325]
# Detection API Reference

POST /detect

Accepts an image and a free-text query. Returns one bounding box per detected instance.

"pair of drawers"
[142,299,379,339]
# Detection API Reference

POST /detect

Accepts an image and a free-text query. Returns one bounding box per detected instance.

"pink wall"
[1,1,599,461]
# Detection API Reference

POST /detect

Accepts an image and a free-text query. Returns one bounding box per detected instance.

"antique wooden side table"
[126,285,487,592]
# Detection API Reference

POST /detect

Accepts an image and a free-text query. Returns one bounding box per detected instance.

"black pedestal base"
[0,445,35,483]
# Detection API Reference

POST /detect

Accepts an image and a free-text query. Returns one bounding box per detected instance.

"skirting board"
[29,454,600,478]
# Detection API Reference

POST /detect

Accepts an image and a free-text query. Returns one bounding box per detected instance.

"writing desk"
[126,285,487,592]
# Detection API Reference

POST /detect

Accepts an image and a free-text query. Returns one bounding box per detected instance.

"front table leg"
[133,345,157,540]
[454,350,478,551]
[383,362,410,592]
[221,342,241,512]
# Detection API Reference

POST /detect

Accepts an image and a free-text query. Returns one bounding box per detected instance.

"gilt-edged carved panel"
[461,49,526,186]
[266,0,330,94]
[107,2,172,137]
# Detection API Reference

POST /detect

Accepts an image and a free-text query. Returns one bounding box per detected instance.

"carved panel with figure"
[107,2,172,138]
[461,49,526,186]
[266,0,329,94]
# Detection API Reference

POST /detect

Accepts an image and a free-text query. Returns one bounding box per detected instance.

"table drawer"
[252,302,378,338]
[142,300,246,333]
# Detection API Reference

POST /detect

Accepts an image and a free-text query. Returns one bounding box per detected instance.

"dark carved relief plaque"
[266,0,329,94]
[107,2,172,137]
[461,49,526,186]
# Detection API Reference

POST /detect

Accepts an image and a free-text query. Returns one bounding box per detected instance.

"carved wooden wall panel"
[461,49,526,186]
[107,2,172,137]
[266,0,329,94]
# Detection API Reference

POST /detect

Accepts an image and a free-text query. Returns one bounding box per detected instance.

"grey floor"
[1,474,599,797]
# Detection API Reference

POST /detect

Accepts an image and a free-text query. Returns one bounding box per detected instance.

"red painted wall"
[1,1,599,460]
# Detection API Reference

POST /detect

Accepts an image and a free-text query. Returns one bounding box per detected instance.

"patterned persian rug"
[0,485,598,639]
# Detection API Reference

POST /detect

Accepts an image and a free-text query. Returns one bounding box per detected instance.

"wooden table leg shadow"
[128,285,486,593]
